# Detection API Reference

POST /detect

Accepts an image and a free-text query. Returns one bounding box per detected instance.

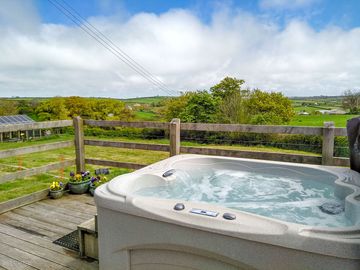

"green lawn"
[123,96,167,105]
[0,134,74,150]
[289,114,358,127]
[134,110,159,121]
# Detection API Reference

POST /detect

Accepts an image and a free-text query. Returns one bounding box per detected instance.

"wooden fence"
[0,120,75,184]
[71,117,349,173]
[0,120,75,212]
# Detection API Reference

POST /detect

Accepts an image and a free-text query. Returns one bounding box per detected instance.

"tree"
[17,100,36,115]
[36,98,69,120]
[161,77,294,125]
[161,91,220,123]
[210,77,245,99]
[217,91,250,124]
[161,94,192,121]
[342,90,360,114]
[210,77,250,124]
[91,99,133,121]
[246,90,294,125]
[0,100,18,116]
[64,96,92,118]
[179,91,220,123]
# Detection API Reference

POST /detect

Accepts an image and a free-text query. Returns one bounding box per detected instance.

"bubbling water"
[135,168,353,227]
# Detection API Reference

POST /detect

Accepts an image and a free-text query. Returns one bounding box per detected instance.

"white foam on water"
[135,168,352,227]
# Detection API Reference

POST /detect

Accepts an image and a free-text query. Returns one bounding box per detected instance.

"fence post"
[74,116,85,172]
[169,118,180,156]
[322,121,335,166]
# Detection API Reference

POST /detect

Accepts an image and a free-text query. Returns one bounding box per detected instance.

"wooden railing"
[0,117,350,184]
[0,120,75,185]
[71,117,349,173]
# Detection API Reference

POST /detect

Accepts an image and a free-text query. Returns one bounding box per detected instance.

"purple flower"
[70,171,75,177]
[91,177,97,183]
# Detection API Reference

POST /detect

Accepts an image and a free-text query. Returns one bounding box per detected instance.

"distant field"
[134,110,159,121]
[3,95,353,127]
[292,106,336,113]
[122,96,168,104]
[289,114,357,127]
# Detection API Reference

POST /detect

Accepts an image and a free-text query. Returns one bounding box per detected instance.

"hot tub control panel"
[190,208,219,217]
[173,204,236,220]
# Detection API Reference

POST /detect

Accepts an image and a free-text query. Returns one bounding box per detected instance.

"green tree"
[210,77,245,99]
[217,91,249,124]
[64,96,93,118]
[17,99,39,119]
[36,98,69,120]
[161,77,294,125]
[91,99,133,120]
[0,100,18,116]
[210,77,250,124]
[161,91,220,123]
[161,93,192,121]
[246,90,294,125]
[342,90,360,114]
[179,91,220,123]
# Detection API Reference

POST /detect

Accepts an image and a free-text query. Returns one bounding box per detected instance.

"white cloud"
[0,2,359,98]
[259,0,318,10]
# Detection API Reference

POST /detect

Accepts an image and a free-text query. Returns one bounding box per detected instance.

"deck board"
[0,194,98,270]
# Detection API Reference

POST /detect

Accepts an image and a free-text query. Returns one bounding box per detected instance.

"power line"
[47,0,178,97]
[58,0,175,96]
[48,0,176,96]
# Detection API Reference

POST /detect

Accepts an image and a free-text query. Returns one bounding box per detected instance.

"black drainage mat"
[53,230,79,252]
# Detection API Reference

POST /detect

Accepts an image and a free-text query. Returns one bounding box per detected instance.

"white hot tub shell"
[95,155,360,270]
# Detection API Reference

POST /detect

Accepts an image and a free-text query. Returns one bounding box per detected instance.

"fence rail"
[84,139,169,152]
[85,158,145,170]
[0,118,351,187]
[84,119,169,129]
[0,120,72,133]
[0,141,74,159]
[181,123,347,136]
[0,120,74,185]
[74,117,350,171]
[0,159,75,184]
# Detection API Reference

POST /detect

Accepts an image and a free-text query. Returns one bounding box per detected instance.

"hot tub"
[95,154,360,270]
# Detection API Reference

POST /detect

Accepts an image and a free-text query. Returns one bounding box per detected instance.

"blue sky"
[36,0,360,30]
[0,0,360,98]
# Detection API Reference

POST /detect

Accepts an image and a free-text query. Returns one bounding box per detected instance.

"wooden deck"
[0,194,99,270]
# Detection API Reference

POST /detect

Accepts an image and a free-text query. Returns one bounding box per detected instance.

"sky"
[0,0,360,98]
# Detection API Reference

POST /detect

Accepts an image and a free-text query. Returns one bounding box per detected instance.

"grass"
[0,166,132,202]
[289,114,358,127]
[122,96,168,105]
[0,134,73,150]
[134,110,159,121]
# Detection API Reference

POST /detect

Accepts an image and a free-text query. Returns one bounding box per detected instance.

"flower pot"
[49,189,64,199]
[89,184,96,196]
[69,180,91,194]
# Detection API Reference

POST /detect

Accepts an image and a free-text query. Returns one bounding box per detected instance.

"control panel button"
[223,213,236,220]
[163,169,176,178]
[174,203,185,211]
[190,208,219,217]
